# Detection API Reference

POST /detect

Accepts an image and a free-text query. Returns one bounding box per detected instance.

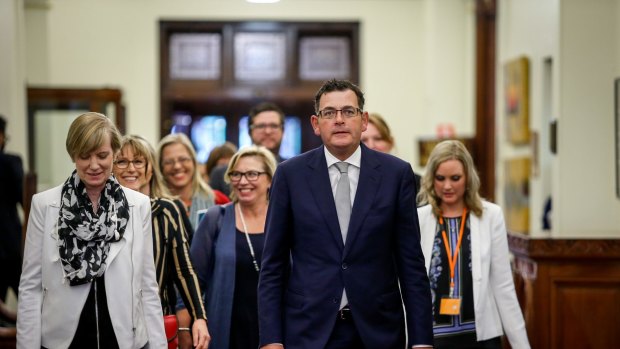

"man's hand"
[191,318,210,349]
[261,345,284,349]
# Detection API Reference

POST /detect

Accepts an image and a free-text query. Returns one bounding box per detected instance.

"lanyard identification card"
[439,296,462,315]
[438,208,467,316]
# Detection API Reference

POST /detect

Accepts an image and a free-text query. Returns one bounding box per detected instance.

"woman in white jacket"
[17,112,166,349]
[417,140,529,349]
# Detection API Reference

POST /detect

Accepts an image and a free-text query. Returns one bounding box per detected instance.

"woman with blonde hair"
[113,135,209,349]
[417,140,530,349]
[17,112,165,348]
[176,145,277,349]
[157,133,228,230]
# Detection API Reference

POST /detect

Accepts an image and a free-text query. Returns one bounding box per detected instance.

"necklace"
[237,204,260,272]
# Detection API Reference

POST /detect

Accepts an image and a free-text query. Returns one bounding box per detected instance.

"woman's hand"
[191,318,210,349]
[178,330,193,349]
[176,309,193,349]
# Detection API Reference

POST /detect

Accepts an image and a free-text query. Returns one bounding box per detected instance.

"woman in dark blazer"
[176,145,277,349]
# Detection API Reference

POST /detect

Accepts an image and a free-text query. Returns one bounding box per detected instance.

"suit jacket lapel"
[344,145,381,256]
[306,147,345,251]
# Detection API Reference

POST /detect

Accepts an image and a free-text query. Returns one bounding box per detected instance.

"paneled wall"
[510,233,620,348]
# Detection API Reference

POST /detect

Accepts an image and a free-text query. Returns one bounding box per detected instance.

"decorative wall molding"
[508,233,620,259]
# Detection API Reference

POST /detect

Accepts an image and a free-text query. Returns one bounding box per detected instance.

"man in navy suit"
[0,115,23,302]
[258,80,433,349]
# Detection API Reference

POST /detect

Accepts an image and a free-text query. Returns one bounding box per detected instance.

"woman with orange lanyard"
[417,140,530,349]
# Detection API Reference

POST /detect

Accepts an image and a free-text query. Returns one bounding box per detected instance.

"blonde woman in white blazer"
[17,113,166,349]
[416,140,529,349]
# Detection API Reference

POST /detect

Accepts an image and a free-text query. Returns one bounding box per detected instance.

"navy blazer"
[258,144,433,349]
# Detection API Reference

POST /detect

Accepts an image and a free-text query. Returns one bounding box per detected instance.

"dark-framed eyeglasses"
[250,123,282,131]
[114,158,147,169]
[317,107,362,119]
[229,170,266,182]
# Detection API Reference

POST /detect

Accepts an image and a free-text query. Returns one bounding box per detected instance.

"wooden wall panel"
[552,280,620,348]
[509,233,620,349]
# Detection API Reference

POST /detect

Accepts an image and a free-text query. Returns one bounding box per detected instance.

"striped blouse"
[151,198,206,320]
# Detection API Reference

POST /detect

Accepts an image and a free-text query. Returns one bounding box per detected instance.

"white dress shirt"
[324,146,361,207]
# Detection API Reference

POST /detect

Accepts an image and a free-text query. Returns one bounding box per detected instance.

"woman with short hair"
[176,145,277,349]
[17,112,166,348]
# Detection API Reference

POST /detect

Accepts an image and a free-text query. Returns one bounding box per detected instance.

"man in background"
[209,102,287,194]
[247,102,287,163]
[0,115,24,302]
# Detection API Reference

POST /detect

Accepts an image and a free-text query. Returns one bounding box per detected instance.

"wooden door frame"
[474,0,497,201]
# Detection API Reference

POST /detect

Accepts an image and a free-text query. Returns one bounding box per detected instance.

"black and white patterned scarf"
[57,170,129,286]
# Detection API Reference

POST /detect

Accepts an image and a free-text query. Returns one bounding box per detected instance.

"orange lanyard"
[439,208,468,297]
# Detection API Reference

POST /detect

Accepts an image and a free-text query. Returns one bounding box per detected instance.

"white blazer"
[418,201,530,349]
[17,185,167,349]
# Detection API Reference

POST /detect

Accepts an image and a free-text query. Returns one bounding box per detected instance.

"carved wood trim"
[508,233,620,259]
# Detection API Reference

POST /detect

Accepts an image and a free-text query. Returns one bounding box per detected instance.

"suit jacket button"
[342,263,348,269]
[332,298,338,304]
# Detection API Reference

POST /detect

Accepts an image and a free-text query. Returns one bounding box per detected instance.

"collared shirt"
[324,145,361,206]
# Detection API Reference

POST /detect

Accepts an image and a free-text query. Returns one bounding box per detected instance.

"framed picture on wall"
[615,78,620,199]
[504,57,530,145]
[504,157,530,234]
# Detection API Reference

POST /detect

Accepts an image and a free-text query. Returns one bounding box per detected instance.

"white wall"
[0,0,27,164]
[496,0,559,237]
[497,0,620,238]
[22,0,475,174]
[556,0,620,237]
[6,0,619,238]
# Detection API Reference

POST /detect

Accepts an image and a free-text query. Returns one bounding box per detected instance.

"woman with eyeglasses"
[157,133,229,231]
[175,145,277,349]
[113,135,210,349]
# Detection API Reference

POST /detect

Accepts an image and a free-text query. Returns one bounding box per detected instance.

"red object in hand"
[163,315,178,349]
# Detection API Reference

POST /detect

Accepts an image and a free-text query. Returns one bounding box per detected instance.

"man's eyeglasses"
[114,159,146,169]
[162,157,192,167]
[229,171,266,182]
[317,107,362,119]
[250,123,282,131]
